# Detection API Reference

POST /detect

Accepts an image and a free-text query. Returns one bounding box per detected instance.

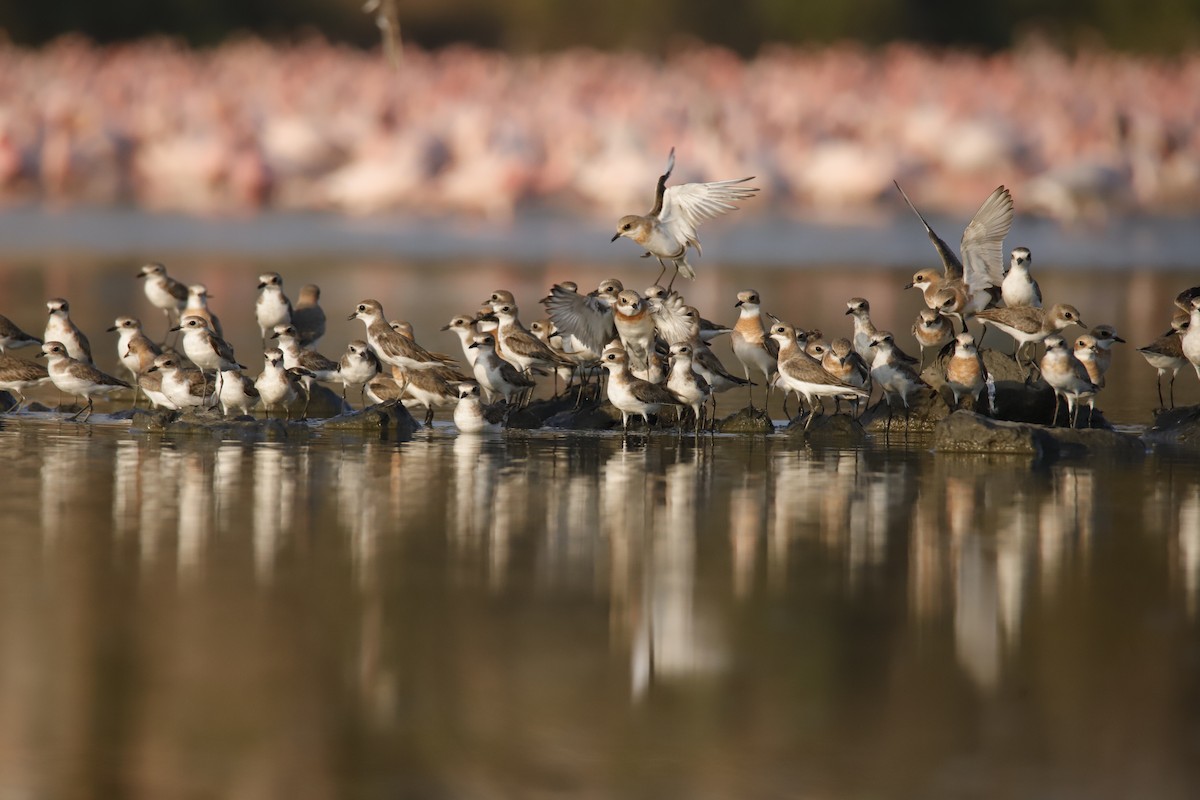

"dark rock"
[131,407,308,441]
[1143,405,1200,449]
[544,400,619,430]
[717,406,774,434]
[785,412,867,445]
[0,390,13,412]
[990,380,1056,424]
[980,348,1028,383]
[1045,427,1144,458]
[933,411,1057,456]
[304,384,351,419]
[318,400,417,440]
[859,386,951,434]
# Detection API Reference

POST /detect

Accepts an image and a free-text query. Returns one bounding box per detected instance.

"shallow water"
[3,247,1200,798]
[1,419,1199,799]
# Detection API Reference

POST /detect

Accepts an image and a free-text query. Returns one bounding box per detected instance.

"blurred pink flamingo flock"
[1,36,1199,222]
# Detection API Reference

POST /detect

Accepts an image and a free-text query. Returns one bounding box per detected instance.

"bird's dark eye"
[622,224,631,231]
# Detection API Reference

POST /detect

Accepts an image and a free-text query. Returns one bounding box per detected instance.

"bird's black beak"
[35,352,45,358]
[844,308,853,315]
[270,331,280,339]
[439,324,451,331]
[105,326,118,332]
[468,342,479,349]
[903,282,914,290]
[136,272,146,279]
[610,232,621,242]
[257,282,267,289]
[168,325,181,332]
[147,365,158,373]
[1115,336,1127,343]
[734,301,743,307]
[347,313,357,321]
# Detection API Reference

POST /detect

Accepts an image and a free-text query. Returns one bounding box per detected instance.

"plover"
[821,338,871,415]
[442,314,482,368]
[845,297,881,365]
[174,315,244,396]
[896,181,1013,323]
[612,147,758,287]
[610,289,658,375]
[453,382,504,433]
[255,273,293,346]
[489,302,567,379]
[218,368,260,416]
[645,285,730,341]
[0,353,50,411]
[336,340,379,404]
[468,333,536,405]
[255,348,303,420]
[44,298,92,363]
[1088,324,1126,377]
[1181,298,1200,382]
[541,279,621,356]
[974,303,1086,377]
[1073,334,1104,423]
[38,341,129,420]
[396,362,469,425]
[271,324,340,382]
[768,321,869,427]
[135,360,175,409]
[1137,316,1188,408]
[599,345,678,433]
[944,332,988,410]
[0,314,42,353]
[147,353,213,410]
[350,299,453,372]
[1040,334,1097,427]
[731,289,779,410]
[184,284,224,339]
[137,263,188,336]
[1001,247,1042,308]
[912,308,953,371]
[667,342,711,433]
[868,331,929,429]
[106,316,161,380]
[292,284,326,348]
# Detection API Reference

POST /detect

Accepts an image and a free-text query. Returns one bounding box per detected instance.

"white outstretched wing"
[657,177,758,253]
[542,285,614,355]
[960,186,1014,295]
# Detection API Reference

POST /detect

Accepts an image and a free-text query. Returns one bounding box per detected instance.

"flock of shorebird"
[0,149,1198,434]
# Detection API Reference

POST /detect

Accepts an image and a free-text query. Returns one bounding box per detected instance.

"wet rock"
[544,400,620,430]
[319,400,417,440]
[933,411,1056,456]
[0,391,13,412]
[717,406,774,434]
[1045,427,1144,458]
[304,385,351,419]
[980,348,1028,383]
[1143,405,1200,450]
[131,407,309,441]
[990,380,1056,424]
[785,412,867,445]
[859,386,950,434]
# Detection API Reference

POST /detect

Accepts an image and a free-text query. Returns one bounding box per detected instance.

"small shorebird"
[896,182,1013,328]
[974,303,1086,377]
[468,333,536,405]
[0,314,42,353]
[611,290,657,376]
[218,368,260,416]
[174,315,244,397]
[184,284,223,339]
[1088,324,1126,377]
[731,289,778,410]
[944,332,988,410]
[612,148,758,288]
[1181,297,1200,382]
[845,297,881,365]
[0,353,49,411]
[292,284,326,348]
[337,340,379,404]
[395,362,468,425]
[645,285,730,341]
[488,303,566,378]
[442,314,482,368]
[137,263,188,336]
[769,321,868,428]
[44,298,92,363]
[1074,334,1104,423]
[38,341,129,420]
[1001,247,1042,308]
[821,338,871,415]
[1137,316,1188,408]
[148,353,213,410]
[667,342,711,433]
[350,299,452,372]
[542,279,622,356]
[271,324,340,382]
[868,331,928,430]
[135,361,174,409]
[912,308,953,371]
[255,273,293,346]
[255,348,303,419]
[107,316,160,380]
[453,382,504,433]
[1041,334,1097,427]
[600,345,678,433]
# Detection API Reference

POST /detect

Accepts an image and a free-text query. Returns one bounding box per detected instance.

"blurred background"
[0,0,1198,225]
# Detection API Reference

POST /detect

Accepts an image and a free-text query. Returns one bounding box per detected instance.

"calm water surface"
[3,253,1200,798]
[1,418,1199,799]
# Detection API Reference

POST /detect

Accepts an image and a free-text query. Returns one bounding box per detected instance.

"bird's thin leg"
[1155,372,1164,409]
[1051,392,1060,426]
[654,261,667,286]
[1169,371,1176,409]
[977,325,988,348]
[425,407,434,426]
